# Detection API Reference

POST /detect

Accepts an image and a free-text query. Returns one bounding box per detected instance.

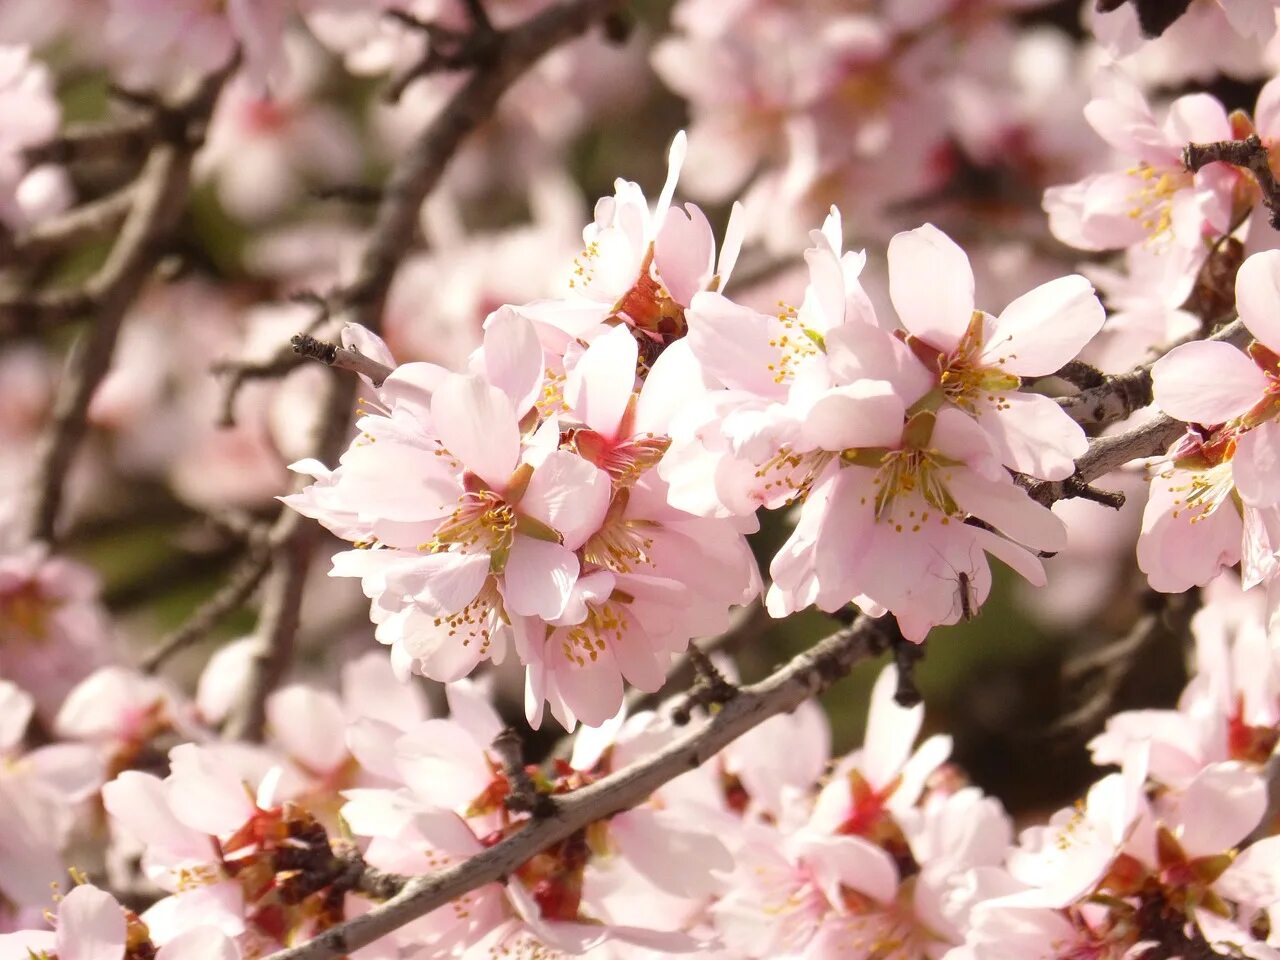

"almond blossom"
[516,131,747,364]
[1043,76,1239,252]
[668,214,1074,638]
[1141,248,1280,601]
[0,546,117,721]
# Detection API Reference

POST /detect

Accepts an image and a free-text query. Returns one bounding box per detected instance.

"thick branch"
[1023,412,1188,507]
[341,0,627,332]
[21,114,157,168]
[262,614,894,960]
[21,65,232,546]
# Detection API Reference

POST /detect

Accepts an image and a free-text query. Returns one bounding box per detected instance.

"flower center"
[1125,163,1190,240]
[427,491,517,554]
[0,580,52,645]
[560,599,628,666]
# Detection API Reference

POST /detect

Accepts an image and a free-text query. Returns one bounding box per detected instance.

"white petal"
[1234,421,1280,508]
[482,306,544,416]
[58,885,125,960]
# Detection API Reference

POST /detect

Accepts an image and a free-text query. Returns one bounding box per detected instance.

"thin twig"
[1049,590,1199,738]
[261,614,894,960]
[140,543,274,673]
[21,114,156,167]
[492,728,555,816]
[292,333,395,386]
[214,350,308,428]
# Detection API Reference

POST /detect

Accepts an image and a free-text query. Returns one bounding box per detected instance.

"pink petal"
[653,130,687,236]
[1235,422,1280,507]
[1175,762,1265,856]
[266,686,347,774]
[444,679,505,746]
[0,680,33,752]
[985,275,1105,376]
[796,832,899,904]
[1152,341,1268,424]
[946,470,1067,553]
[164,745,257,837]
[975,391,1088,481]
[520,450,611,551]
[654,203,715,306]
[502,538,578,620]
[393,719,491,811]
[800,381,905,452]
[341,651,429,727]
[155,927,239,960]
[57,885,125,960]
[717,200,746,285]
[1218,836,1280,907]
[613,807,732,898]
[431,373,519,489]
[634,339,707,435]
[387,551,489,617]
[482,306,544,416]
[685,291,789,396]
[102,772,208,861]
[887,224,975,351]
[1235,249,1280,354]
[565,324,637,439]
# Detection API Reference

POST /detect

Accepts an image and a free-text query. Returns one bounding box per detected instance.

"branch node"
[492,728,555,817]
[671,643,738,725]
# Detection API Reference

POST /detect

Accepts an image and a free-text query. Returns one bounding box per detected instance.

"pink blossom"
[1043,77,1237,251]
[886,223,1104,481]
[197,35,361,223]
[0,545,116,721]
[1141,249,1280,595]
[516,131,747,361]
[104,0,289,87]
[0,680,101,910]
[0,45,69,231]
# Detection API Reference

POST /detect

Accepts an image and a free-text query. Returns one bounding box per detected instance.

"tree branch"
[221,0,629,740]
[2,185,135,268]
[261,613,895,960]
[20,64,234,546]
[1184,135,1280,229]
[1055,318,1250,429]
[139,542,274,673]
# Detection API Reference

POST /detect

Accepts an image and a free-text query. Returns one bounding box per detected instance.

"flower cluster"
[288,134,1106,712]
[9,592,1280,960]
